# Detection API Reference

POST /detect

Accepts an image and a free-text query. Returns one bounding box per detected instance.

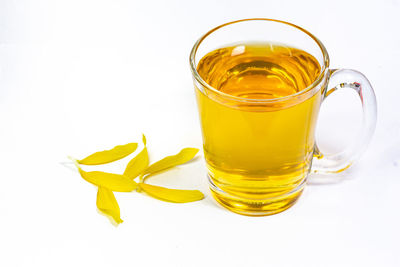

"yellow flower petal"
[70,159,137,192]
[141,134,147,146]
[142,148,199,179]
[96,187,123,224]
[123,135,149,179]
[139,183,204,203]
[77,143,138,165]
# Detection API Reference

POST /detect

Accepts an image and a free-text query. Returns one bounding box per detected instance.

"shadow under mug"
[189,18,377,216]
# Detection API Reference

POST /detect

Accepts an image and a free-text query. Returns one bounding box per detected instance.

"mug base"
[208,176,305,216]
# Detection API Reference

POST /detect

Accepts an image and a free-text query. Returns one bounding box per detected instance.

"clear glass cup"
[189,18,377,216]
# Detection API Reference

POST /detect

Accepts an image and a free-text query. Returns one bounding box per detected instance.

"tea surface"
[197,42,321,99]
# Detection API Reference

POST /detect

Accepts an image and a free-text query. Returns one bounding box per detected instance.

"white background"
[1,0,399,266]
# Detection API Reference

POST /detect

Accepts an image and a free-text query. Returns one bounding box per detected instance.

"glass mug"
[189,19,377,216]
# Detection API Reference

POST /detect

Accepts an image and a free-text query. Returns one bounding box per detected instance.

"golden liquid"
[195,43,324,215]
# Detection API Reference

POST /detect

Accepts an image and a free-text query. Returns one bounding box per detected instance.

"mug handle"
[311,69,377,174]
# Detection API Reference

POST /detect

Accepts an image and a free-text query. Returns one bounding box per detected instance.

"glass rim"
[189,18,330,103]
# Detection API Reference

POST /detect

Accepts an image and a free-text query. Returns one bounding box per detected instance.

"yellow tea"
[195,42,323,215]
